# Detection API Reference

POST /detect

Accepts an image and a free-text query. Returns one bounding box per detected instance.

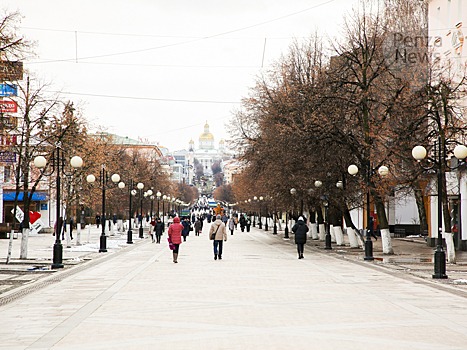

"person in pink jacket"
[168,216,183,263]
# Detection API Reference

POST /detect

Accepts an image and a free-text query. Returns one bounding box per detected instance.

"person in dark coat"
[181,217,190,241]
[154,218,164,244]
[292,216,309,259]
[239,215,246,232]
[194,217,202,236]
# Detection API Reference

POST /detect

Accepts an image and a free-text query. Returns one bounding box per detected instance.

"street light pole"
[86,167,121,252]
[412,141,467,278]
[253,196,257,227]
[34,143,83,269]
[137,182,144,238]
[156,191,161,218]
[314,181,332,250]
[258,196,263,229]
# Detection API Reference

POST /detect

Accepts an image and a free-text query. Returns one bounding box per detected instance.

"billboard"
[0,84,17,97]
[0,100,17,113]
[0,61,23,81]
[0,151,16,163]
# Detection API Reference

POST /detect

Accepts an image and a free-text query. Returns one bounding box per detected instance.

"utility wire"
[25,0,337,63]
[51,91,241,104]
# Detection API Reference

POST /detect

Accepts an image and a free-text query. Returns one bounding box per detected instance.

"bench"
[394,228,406,238]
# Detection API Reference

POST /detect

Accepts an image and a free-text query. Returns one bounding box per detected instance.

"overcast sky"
[3,0,357,151]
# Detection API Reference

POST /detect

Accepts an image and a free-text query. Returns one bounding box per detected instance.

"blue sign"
[41,203,48,210]
[0,84,17,97]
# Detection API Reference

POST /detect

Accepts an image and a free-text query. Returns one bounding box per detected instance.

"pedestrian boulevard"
[1,224,467,350]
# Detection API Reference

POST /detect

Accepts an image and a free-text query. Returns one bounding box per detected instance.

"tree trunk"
[343,207,362,248]
[412,180,428,235]
[374,192,394,255]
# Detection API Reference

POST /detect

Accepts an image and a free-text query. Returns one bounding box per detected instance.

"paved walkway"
[1,224,467,349]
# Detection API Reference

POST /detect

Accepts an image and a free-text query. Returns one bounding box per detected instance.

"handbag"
[167,237,175,250]
[210,225,220,240]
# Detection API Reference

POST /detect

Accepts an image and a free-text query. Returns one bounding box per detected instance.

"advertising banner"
[0,100,17,113]
[0,84,17,97]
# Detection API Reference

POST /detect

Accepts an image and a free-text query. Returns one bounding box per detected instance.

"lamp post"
[348,163,389,261]
[86,167,121,253]
[34,143,83,269]
[162,195,167,223]
[119,179,134,244]
[264,197,269,231]
[253,196,257,227]
[412,141,467,279]
[258,196,263,229]
[137,182,144,238]
[156,191,161,218]
[313,180,332,250]
[147,189,154,218]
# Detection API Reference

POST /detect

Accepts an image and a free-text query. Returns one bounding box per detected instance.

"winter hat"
[173,217,180,223]
[216,215,222,219]
[298,216,304,221]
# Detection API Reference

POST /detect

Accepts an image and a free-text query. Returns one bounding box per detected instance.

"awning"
[3,192,48,201]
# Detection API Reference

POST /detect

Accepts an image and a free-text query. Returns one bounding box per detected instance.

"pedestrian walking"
[228,216,235,235]
[292,216,309,259]
[95,214,101,228]
[194,217,202,236]
[168,216,183,263]
[239,214,246,232]
[209,214,227,260]
[69,217,74,240]
[154,218,164,244]
[246,216,251,232]
[181,217,190,242]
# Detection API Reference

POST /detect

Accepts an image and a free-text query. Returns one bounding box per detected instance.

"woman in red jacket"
[168,216,183,263]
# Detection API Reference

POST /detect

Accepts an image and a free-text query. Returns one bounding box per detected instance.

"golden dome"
[200,132,214,141]
[199,121,214,141]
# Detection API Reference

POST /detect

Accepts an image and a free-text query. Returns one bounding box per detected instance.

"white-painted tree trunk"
[347,228,360,248]
[20,228,29,259]
[310,223,318,239]
[318,224,326,241]
[117,219,123,232]
[76,223,82,246]
[443,231,456,263]
[87,224,91,243]
[381,228,394,255]
[277,218,282,231]
[330,226,336,243]
[333,226,345,246]
[66,224,71,248]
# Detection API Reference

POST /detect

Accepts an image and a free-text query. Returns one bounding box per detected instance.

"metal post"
[364,162,374,261]
[127,180,133,244]
[52,145,64,269]
[99,168,107,253]
[434,139,447,278]
[264,204,268,231]
[284,212,289,239]
[139,190,144,238]
[258,203,262,229]
[324,202,332,250]
[273,210,277,234]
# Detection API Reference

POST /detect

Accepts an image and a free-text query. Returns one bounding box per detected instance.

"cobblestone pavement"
[1,223,467,349]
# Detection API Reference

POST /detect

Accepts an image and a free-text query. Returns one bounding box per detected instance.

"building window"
[4,166,11,182]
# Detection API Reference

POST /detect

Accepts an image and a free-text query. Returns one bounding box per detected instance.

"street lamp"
[412,142,467,279]
[117,179,135,244]
[314,180,332,250]
[348,163,389,261]
[162,195,167,224]
[253,196,258,227]
[258,196,263,229]
[137,182,144,238]
[34,143,83,269]
[156,191,161,218]
[86,167,120,253]
[285,188,297,239]
[264,196,269,231]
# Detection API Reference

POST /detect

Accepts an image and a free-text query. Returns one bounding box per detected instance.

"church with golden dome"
[187,121,226,177]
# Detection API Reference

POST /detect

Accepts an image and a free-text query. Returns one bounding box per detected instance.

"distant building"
[173,121,229,185]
